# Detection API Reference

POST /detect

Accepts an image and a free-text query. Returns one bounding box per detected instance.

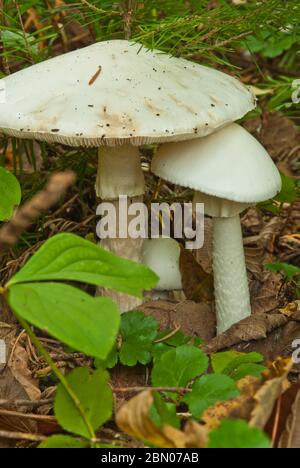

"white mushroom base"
[213,215,251,334]
[97,235,144,313]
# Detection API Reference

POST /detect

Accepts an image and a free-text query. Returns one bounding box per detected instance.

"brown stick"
[0,171,76,252]
[0,429,46,442]
[0,399,53,408]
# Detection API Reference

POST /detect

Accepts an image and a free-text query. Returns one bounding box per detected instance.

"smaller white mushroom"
[152,124,282,334]
[142,238,182,300]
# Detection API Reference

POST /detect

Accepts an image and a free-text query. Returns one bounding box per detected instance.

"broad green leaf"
[119,311,159,366]
[8,282,120,359]
[184,374,240,419]
[150,393,180,429]
[55,368,112,439]
[39,435,88,449]
[230,363,266,381]
[151,345,209,388]
[208,420,271,449]
[156,329,191,347]
[7,233,158,297]
[0,167,21,220]
[211,351,264,377]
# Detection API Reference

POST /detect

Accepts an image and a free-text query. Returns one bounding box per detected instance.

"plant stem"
[14,313,96,442]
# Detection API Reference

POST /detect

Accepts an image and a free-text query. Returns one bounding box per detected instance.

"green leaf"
[150,393,180,429]
[38,435,88,449]
[94,345,119,369]
[151,345,209,388]
[7,233,158,297]
[208,420,271,449]
[0,167,21,221]
[119,311,159,366]
[230,363,266,381]
[276,174,298,204]
[184,374,240,419]
[8,282,120,359]
[211,351,265,379]
[156,329,191,347]
[55,368,112,439]
[267,262,300,281]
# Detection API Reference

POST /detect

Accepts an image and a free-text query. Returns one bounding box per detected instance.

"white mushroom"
[151,124,282,334]
[0,40,255,313]
[142,238,182,300]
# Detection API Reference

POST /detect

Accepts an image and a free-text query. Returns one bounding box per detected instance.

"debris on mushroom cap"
[142,238,182,291]
[0,40,255,147]
[152,123,282,204]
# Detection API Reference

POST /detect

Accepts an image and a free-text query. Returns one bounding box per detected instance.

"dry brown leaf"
[203,313,287,353]
[139,300,216,342]
[278,388,300,448]
[116,390,209,448]
[279,301,300,320]
[183,420,208,448]
[10,344,41,401]
[202,376,261,430]
[179,247,214,303]
[250,358,293,430]
[116,390,186,448]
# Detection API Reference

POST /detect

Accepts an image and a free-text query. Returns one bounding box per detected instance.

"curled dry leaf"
[179,246,214,303]
[279,301,300,321]
[278,387,300,448]
[250,358,292,430]
[202,358,292,433]
[116,390,208,448]
[116,390,186,448]
[203,313,287,353]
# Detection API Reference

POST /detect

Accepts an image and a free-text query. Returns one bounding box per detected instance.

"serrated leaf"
[230,363,266,381]
[94,345,119,369]
[151,345,209,388]
[55,368,113,439]
[208,419,271,449]
[184,374,240,419]
[8,233,158,297]
[211,351,264,378]
[0,167,21,220]
[119,311,159,366]
[38,435,88,449]
[8,282,120,359]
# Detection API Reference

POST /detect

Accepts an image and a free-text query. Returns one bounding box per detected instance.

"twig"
[0,408,55,423]
[78,0,120,16]
[0,399,53,408]
[0,171,76,254]
[113,386,191,394]
[0,429,46,443]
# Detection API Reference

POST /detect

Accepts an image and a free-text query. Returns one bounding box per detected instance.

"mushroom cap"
[142,238,182,291]
[0,40,255,147]
[152,124,282,203]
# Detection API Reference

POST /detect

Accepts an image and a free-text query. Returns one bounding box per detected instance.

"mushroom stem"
[212,215,251,334]
[96,146,146,313]
[96,145,145,200]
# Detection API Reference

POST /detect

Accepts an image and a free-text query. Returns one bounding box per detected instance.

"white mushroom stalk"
[152,124,282,334]
[0,40,256,314]
[142,237,183,300]
[96,145,145,312]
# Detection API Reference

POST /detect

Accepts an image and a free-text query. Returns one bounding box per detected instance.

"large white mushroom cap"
[152,124,282,203]
[0,40,255,147]
[142,238,182,291]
